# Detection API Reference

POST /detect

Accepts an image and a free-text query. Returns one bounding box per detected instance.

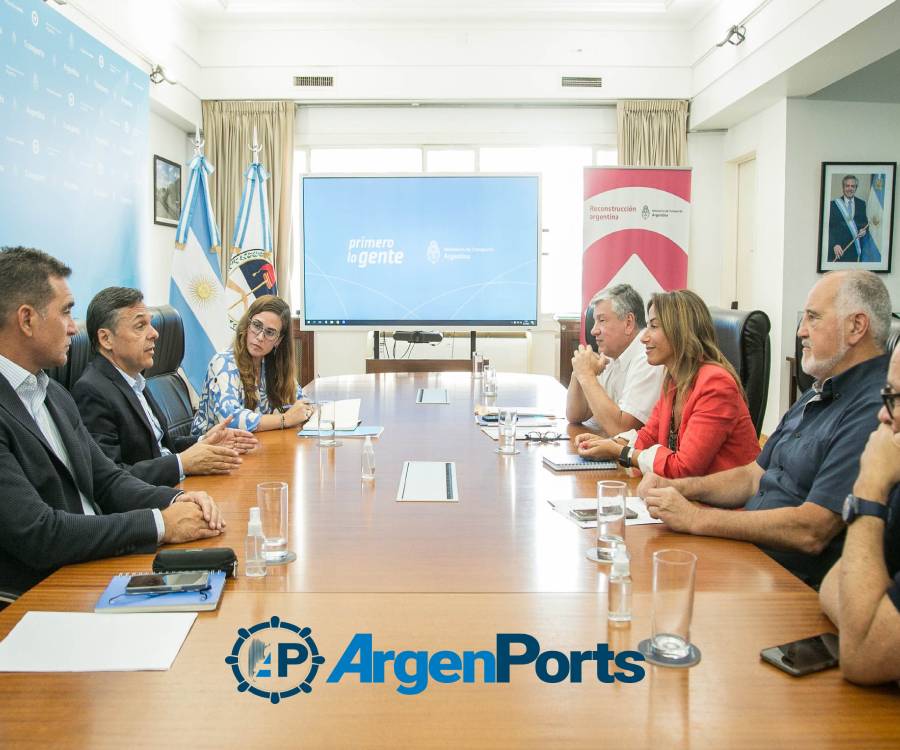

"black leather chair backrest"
[709,307,772,437]
[45,321,90,391]
[584,304,598,352]
[795,315,900,395]
[144,305,194,441]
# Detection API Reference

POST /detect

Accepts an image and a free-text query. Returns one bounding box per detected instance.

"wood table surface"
[0,372,896,748]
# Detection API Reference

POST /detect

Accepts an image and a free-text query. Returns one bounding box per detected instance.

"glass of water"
[472,352,484,378]
[651,549,697,660]
[496,408,518,455]
[317,401,338,447]
[482,364,497,396]
[257,481,289,562]
[586,480,626,563]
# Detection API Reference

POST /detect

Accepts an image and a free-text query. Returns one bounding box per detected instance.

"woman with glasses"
[192,295,313,434]
[575,289,760,478]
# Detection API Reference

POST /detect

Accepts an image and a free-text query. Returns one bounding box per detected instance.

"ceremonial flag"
[170,153,230,394]
[861,173,884,263]
[226,156,277,328]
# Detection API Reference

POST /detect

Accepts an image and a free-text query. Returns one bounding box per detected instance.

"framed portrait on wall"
[153,155,182,227]
[817,161,895,273]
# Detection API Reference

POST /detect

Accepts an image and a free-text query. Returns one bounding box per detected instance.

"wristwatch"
[842,494,890,525]
[618,445,632,469]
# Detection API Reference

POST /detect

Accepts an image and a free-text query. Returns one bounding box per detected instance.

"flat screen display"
[302,175,540,327]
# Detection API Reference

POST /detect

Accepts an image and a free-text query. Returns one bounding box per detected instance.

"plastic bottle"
[608,543,632,623]
[244,507,267,578]
[361,436,376,480]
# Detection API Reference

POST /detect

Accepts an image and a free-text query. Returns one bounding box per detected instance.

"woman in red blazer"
[575,290,760,478]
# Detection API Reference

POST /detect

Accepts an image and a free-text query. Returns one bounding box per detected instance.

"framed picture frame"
[153,155,182,227]
[817,161,895,273]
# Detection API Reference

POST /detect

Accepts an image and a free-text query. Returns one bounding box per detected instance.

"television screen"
[301,175,540,327]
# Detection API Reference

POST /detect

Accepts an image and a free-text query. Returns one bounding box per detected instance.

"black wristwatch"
[618,445,632,468]
[842,494,890,525]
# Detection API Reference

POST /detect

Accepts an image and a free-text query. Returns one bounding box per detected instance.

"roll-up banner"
[582,167,691,342]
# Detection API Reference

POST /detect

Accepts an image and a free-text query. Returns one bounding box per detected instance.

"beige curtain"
[617,100,689,167]
[202,100,295,297]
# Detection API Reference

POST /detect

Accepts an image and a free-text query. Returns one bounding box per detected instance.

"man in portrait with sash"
[829,175,869,263]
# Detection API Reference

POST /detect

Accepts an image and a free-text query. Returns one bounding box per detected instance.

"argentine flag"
[170,154,230,394]
[226,158,278,329]
[861,173,884,263]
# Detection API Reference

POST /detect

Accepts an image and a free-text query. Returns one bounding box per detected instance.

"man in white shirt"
[566,283,664,435]
[0,246,224,598]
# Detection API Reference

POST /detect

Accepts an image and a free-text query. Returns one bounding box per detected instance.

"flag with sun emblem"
[226,155,278,329]
[170,152,231,394]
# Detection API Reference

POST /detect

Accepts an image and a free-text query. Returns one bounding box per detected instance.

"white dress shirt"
[0,354,165,541]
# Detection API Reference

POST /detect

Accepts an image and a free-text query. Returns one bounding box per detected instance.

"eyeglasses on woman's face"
[248,317,281,342]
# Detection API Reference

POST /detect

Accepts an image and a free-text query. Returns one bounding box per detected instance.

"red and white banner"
[582,167,691,340]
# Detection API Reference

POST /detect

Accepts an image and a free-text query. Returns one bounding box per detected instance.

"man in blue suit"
[828,175,868,263]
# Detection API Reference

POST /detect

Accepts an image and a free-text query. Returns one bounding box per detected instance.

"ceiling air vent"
[561,76,602,88]
[293,75,334,87]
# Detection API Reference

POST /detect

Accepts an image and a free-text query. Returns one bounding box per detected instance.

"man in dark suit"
[72,287,257,486]
[828,174,869,262]
[0,247,224,598]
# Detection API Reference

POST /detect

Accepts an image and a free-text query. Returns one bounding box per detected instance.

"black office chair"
[583,304,598,352]
[794,315,900,396]
[145,305,195,442]
[45,321,90,391]
[709,307,772,437]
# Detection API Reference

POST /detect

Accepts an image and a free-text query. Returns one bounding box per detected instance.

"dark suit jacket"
[72,356,197,487]
[0,372,180,597]
[828,196,868,262]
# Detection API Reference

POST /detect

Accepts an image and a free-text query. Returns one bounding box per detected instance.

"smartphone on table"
[125,571,211,595]
[760,633,839,676]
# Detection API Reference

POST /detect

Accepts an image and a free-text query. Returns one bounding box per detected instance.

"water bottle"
[361,436,376,480]
[244,506,267,578]
[608,543,632,623]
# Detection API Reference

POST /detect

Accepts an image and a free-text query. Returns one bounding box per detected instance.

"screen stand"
[470,331,476,357]
[374,331,380,359]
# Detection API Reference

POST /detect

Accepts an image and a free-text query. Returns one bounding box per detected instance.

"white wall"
[723,99,788,435]
[686,131,727,306]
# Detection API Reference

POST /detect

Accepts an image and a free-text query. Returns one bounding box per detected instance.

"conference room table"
[0,372,897,748]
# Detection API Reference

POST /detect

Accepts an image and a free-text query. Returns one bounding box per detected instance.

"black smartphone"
[125,571,210,594]
[760,633,839,676]
[569,507,638,522]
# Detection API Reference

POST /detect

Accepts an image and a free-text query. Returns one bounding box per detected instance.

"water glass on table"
[497,408,518,455]
[257,481,289,563]
[317,401,337,447]
[586,480,626,563]
[482,364,497,396]
[472,352,484,378]
[650,549,698,661]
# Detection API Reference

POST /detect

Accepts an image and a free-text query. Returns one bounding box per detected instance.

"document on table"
[306,398,361,431]
[0,611,197,672]
[416,388,449,404]
[397,461,459,502]
[546,497,662,528]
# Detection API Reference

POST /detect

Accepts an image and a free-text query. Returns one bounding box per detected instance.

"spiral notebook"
[94,571,227,614]
[541,449,616,472]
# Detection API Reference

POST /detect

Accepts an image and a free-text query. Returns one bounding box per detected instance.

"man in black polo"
[638,270,891,587]
[819,343,900,684]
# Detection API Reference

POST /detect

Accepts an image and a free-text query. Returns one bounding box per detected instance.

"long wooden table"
[0,372,897,748]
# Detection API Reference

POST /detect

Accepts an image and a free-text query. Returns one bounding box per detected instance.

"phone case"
[152,547,238,578]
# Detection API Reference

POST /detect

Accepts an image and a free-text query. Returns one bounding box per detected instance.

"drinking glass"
[497,408,518,455]
[318,401,337,447]
[586,480,626,563]
[651,549,698,660]
[472,352,484,378]
[482,364,497,396]
[257,481,289,562]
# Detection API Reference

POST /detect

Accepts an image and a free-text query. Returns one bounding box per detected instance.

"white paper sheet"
[0,611,197,672]
[547,497,662,528]
[416,388,449,404]
[397,461,459,502]
[306,399,361,431]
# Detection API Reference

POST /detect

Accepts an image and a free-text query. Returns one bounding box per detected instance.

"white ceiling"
[176,0,719,28]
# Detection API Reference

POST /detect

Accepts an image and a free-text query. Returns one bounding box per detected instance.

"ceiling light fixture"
[149,64,177,86]
[716,24,747,47]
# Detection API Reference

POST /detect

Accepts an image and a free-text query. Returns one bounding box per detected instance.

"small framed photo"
[817,162,895,273]
[153,155,182,227]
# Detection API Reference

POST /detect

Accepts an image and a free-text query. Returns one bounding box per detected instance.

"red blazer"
[635,363,760,478]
